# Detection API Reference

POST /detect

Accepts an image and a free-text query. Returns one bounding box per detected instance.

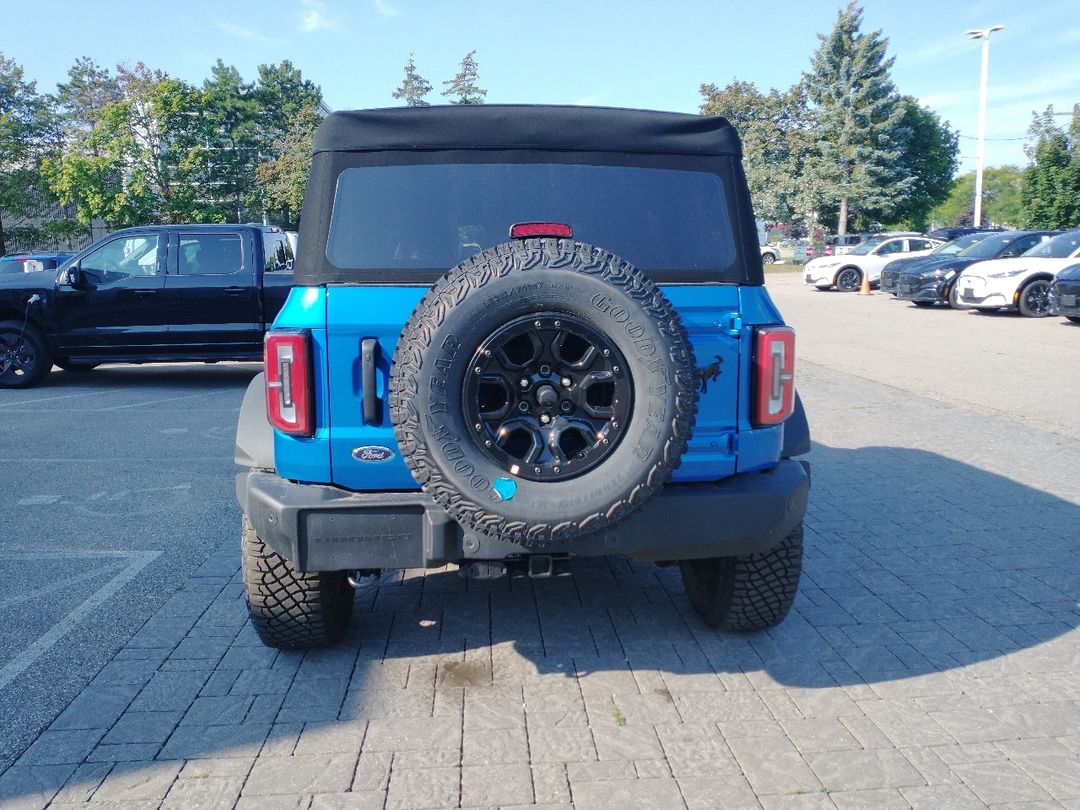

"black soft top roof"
[312,105,741,157]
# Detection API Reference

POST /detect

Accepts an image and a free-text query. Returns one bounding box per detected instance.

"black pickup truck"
[0,224,294,388]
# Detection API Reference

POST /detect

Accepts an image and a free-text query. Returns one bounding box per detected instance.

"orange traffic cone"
[858,272,872,296]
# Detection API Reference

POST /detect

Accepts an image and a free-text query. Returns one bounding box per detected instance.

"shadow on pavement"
[30,362,263,391]
[2,441,1078,803]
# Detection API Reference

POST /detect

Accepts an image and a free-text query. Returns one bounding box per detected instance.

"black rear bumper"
[237,461,810,572]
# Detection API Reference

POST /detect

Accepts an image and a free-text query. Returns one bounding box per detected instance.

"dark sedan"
[879,232,998,295]
[895,230,1058,308]
[1049,262,1080,323]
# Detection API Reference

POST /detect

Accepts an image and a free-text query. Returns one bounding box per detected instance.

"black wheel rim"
[1023,282,1050,315]
[0,331,35,380]
[837,269,859,290]
[463,312,633,482]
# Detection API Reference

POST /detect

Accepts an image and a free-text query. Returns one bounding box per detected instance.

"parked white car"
[956,229,1080,317]
[804,234,944,291]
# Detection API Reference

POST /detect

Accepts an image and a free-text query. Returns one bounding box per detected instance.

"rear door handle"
[361,338,381,425]
[131,289,157,298]
[223,287,246,296]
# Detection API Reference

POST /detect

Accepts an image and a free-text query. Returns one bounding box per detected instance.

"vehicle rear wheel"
[761,251,777,264]
[241,517,354,648]
[679,523,803,631]
[1018,279,1052,317]
[0,320,51,389]
[835,268,861,292]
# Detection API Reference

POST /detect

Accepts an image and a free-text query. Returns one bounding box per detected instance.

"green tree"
[392,54,432,107]
[53,57,121,137]
[255,60,322,147]
[442,50,486,105]
[256,107,318,229]
[202,60,263,221]
[44,63,216,226]
[699,80,815,231]
[888,97,959,230]
[928,167,1024,229]
[1022,104,1080,229]
[0,51,47,254]
[802,2,913,234]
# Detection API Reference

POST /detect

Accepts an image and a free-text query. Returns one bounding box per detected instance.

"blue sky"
[4,0,1078,174]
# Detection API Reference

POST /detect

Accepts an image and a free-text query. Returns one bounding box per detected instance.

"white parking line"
[0,549,162,691]
[0,389,114,407]
[98,390,239,411]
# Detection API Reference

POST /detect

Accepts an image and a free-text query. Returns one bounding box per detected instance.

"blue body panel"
[272,283,790,490]
[324,286,426,490]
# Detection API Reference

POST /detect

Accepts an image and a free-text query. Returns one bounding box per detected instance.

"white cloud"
[374,0,401,18]
[300,0,333,33]
[216,21,287,44]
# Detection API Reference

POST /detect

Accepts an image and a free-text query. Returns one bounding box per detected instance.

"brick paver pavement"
[1,342,1078,808]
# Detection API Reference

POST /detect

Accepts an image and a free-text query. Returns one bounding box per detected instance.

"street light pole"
[965,24,1004,228]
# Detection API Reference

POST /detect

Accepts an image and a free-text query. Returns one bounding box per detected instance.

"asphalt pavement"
[0,279,1078,809]
[0,363,262,774]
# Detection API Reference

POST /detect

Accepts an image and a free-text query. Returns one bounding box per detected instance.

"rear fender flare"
[781,391,811,458]
[235,372,275,471]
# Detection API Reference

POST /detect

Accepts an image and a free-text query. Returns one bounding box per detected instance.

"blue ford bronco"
[234,105,811,648]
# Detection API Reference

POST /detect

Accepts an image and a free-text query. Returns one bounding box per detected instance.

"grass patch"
[610,700,627,727]
[765,263,805,274]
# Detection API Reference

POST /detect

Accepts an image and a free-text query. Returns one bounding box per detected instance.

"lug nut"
[540,413,551,425]
[519,378,529,388]
[561,377,572,387]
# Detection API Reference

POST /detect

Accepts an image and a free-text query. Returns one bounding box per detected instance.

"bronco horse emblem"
[696,355,724,393]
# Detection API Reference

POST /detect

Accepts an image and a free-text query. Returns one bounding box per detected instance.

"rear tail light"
[753,326,795,426]
[265,330,314,436]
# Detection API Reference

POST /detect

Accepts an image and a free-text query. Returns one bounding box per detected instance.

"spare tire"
[389,238,697,548]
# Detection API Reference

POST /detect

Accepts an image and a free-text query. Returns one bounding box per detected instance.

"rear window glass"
[325,164,734,272]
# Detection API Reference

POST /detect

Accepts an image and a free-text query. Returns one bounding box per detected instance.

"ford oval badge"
[352,445,395,463]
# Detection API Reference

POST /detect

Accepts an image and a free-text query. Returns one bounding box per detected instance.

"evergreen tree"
[1022,105,1080,229]
[442,50,486,105]
[202,60,262,221]
[392,54,432,107]
[53,57,121,137]
[802,2,913,234]
[255,60,322,146]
